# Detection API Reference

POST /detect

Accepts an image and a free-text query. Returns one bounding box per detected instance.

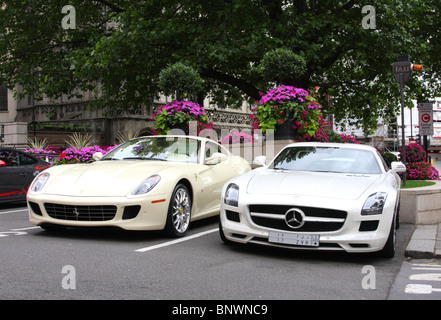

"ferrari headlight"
[30,172,50,192]
[361,192,387,215]
[224,183,239,207]
[132,175,161,195]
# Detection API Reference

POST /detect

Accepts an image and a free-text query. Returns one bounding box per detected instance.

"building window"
[0,83,7,111]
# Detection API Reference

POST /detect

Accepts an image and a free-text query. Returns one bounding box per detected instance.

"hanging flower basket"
[152,100,213,135]
[250,85,327,141]
[273,116,296,140]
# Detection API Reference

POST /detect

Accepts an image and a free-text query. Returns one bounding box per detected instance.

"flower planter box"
[400,181,441,224]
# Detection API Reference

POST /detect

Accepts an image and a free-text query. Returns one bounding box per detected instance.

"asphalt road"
[0,203,416,303]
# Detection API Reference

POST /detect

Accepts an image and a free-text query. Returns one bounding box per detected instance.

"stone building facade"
[3,85,253,147]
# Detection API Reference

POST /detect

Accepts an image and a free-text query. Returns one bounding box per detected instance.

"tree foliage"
[158,62,204,101]
[259,48,307,85]
[0,0,440,134]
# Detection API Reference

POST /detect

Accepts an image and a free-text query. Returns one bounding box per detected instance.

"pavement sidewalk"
[405,223,441,259]
[399,153,441,259]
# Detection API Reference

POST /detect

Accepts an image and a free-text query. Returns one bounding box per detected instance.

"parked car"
[28,135,251,236]
[219,142,406,258]
[0,147,50,204]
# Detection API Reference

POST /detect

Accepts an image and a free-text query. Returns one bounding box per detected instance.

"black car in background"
[0,147,50,204]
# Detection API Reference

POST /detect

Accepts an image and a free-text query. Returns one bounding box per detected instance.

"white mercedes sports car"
[28,135,250,237]
[220,142,406,257]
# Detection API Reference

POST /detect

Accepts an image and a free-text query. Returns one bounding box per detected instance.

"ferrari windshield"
[269,146,382,174]
[101,136,201,163]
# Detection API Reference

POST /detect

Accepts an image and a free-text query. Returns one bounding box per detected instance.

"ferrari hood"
[246,169,382,200]
[42,161,174,197]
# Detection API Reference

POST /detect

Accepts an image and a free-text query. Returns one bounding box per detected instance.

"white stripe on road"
[411,263,441,271]
[0,208,28,215]
[11,226,40,231]
[0,226,39,237]
[135,228,218,253]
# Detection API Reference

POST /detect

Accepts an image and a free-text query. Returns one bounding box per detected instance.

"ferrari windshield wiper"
[123,157,167,161]
[145,157,167,161]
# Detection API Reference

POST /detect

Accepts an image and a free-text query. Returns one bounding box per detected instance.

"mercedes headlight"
[132,175,161,195]
[224,183,239,207]
[361,192,387,215]
[30,172,50,192]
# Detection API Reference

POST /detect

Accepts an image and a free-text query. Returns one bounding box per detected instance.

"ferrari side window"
[204,142,229,165]
[205,142,218,158]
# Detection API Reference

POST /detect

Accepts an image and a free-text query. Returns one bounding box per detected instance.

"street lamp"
[392,55,423,186]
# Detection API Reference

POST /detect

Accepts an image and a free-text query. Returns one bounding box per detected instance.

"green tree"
[259,48,307,85]
[0,1,114,99]
[158,62,204,100]
[0,0,440,134]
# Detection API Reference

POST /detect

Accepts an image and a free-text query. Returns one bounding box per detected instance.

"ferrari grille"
[44,203,117,221]
[248,205,347,232]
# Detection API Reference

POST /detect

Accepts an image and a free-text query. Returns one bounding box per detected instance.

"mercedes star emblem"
[285,208,306,229]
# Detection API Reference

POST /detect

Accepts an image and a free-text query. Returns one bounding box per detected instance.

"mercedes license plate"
[269,232,319,247]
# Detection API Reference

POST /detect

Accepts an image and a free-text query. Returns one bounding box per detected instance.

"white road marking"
[405,284,441,294]
[135,228,218,253]
[0,226,38,237]
[0,231,27,237]
[410,273,441,281]
[11,226,39,231]
[0,208,28,215]
[411,263,441,271]
[405,263,441,295]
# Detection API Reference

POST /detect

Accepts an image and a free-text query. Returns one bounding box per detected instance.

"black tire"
[219,219,230,244]
[164,184,192,237]
[40,223,66,232]
[379,214,396,258]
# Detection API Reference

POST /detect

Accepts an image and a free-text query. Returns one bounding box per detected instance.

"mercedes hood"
[246,169,382,200]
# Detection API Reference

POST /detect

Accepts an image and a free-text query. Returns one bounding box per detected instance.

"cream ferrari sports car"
[28,135,250,237]
[220,142,406,258]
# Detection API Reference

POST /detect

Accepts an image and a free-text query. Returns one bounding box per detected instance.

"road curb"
[405,224,439,259]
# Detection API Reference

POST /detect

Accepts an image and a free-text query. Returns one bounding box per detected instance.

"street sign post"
[418,103,433,136]
[418,102,433,160]
[392,55,423,186]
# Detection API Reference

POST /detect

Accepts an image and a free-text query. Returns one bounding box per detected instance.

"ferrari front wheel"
[164,184,192,237]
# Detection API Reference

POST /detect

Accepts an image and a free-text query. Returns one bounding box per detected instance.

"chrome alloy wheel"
[171,187,191,233]
[165,184,192,237]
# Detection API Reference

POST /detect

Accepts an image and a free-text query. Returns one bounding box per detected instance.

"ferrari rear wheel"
[165,184,192,237]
